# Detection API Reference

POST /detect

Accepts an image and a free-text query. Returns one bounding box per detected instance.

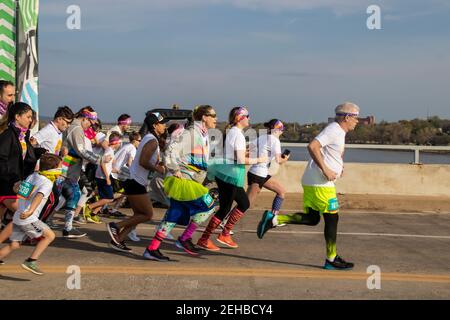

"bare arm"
[275,153,289,164]
[236,149,267,165]
[139,140,165,174]
[20,193,44,219]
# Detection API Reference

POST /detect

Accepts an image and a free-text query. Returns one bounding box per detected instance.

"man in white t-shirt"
[0,154,61,275]
[258,102,360,270]
[31,106,74,155]
[106,114,132,141]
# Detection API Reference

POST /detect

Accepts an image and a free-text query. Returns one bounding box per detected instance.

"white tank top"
[130,133,160,186]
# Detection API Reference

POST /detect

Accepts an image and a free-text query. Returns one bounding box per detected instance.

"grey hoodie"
[63,118,101,182]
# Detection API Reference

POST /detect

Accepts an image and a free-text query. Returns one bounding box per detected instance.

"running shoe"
[175,237,200,256]
[109,240,132,253]
[219,222,234,235]
[128,229,141,242]
[62,228,87,239]
[143,248,170,262]
[323,255,354,270]
[0,260,4,265]
[196,238,220,252]
[73,215,87,225]
[166,232,175,240]
[257,210,275,239]
[21,260,44,275]
[109,209,126,218]
[216,234,238,248]
[87,214,102,224]
[106,222,120,244]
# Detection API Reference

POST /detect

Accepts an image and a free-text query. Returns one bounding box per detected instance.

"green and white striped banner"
[17,0,39,122]
[0,0,15,82]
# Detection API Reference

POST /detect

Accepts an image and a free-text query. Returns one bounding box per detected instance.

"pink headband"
[273,120,284,131]
[234,107,249,123]
[118,118,132,125]
[109,137,121,145]
[81,111,98,121]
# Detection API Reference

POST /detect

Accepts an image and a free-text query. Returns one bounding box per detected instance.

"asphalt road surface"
[1,207,449,300]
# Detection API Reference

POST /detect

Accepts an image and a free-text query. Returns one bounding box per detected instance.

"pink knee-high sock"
[180,221,198,242]
[148,231,166,251]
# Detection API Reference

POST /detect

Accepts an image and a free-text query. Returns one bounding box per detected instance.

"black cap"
[144,112,169,128]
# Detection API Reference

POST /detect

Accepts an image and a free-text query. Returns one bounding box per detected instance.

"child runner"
[84,131,123,223]
[110,131,141,241]
[143,105,217,261]
[106,114,132,140]
[197,106,267,251]
[257,102,359,270]
[0,154,62,275]
[246,119,290,228]
[106,112,167,253]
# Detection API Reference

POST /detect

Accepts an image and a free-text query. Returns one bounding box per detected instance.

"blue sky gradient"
[39,0,450,123]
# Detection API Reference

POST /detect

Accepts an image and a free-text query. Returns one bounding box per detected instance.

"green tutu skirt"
[207,159,246,188]
[164,176,209,202]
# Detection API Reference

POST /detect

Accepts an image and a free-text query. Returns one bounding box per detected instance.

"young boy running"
[84,132,123,223]
[0,154,62,275]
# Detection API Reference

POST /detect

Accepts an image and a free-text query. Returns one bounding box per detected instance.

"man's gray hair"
[335,102,360,122]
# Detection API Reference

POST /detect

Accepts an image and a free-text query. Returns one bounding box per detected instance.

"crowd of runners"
[0,79,358,275]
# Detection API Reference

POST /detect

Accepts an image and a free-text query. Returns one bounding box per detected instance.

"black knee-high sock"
[323,212,339,261]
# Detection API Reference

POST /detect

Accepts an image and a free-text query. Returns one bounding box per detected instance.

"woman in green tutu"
[197,106,267,251]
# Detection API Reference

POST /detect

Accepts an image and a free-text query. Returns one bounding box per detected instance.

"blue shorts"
[164,193,215,226]
[96,178,114,200]
[61,180,81,211]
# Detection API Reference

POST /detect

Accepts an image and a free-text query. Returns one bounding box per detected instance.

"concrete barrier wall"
[265,162,450,197]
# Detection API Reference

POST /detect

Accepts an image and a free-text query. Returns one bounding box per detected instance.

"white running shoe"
[128,229,141,242]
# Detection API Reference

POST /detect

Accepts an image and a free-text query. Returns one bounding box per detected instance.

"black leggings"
[214,177,250,221]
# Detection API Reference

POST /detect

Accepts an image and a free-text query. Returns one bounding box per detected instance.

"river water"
[286,147,450,164]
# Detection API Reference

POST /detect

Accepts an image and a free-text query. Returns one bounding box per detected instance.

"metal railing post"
[414,149,420,164]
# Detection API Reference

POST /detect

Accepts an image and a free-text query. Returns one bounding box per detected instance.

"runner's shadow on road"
[194,249,323,269]
[0,274,31,282]
[49,228,121,254]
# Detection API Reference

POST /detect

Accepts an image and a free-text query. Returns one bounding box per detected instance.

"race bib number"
[327,197,339,212]
[18,181,35,200]
[203,193,214,208]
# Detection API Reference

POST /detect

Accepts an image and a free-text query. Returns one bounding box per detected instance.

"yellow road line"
[2,265,450,284]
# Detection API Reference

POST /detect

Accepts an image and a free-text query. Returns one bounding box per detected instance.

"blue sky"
[39,0,450,123]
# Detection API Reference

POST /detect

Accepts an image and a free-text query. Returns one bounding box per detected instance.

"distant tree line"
[250,116,450,146]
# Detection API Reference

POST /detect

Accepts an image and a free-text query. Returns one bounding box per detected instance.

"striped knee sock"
[200,216,221,241]
[148,221,176,251]
[222,207,244,236]
[271,195,284,215]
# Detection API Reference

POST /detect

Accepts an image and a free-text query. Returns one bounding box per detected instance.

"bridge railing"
[281,143,450,164]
